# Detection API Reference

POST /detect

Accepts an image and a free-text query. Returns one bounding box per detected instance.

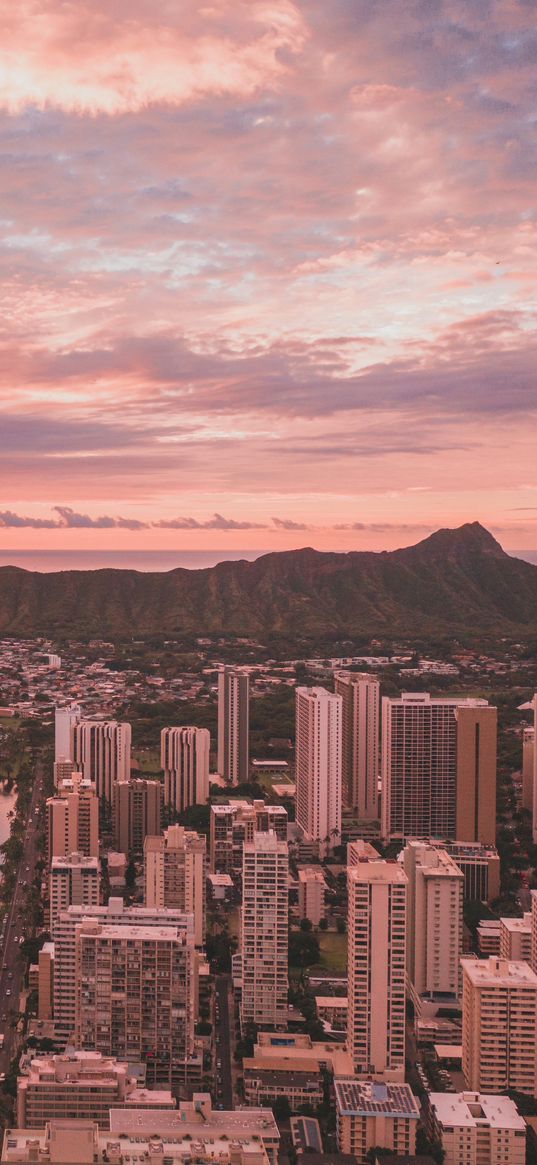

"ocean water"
[0,549,265,572]
[0,547,535,573]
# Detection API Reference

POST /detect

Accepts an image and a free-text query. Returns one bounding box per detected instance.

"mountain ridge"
[0,522,535,639]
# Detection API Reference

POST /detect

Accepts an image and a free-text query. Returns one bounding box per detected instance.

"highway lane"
[0,762,44,1072]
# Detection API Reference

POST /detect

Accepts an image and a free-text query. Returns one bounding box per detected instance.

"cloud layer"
[1,1,536,548]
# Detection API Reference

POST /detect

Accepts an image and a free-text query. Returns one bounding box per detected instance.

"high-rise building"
[347,859,407,1081]
[54,703,81,762]
[17,1051,175,1129]
[162,726,210,815]
[112,778,161,855]
[72,720,132,804]
[52,899,195,1041]
[53,757,77,789]
[217,667,249,785]
[381,693,497,843]
[531,695,537,843]
[46,774,99,862]
[334,672,379,818]
[403,840,463,1002]
[144,825,206,946]
[49,853,99,929]
[296,686,342,854]
[241,831,288,1030]
[210,799,288,875]
[462,956,537,1096]
[75,920,196,1088]
[429,1091,526,1165]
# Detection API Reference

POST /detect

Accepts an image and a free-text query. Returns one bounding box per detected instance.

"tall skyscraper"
[522,725,534,815]
[334,671,379,818]
[240,831,288,1030]
[75,920,195,1087]
[54,703,81,762]
[462,956,537,1096]
[162,726,210,815]
[72,720,132,804]
[47,774,99,861]
[531,694,537,842]
[144,825,206,946]
[347,858,407,1081]
[112,778,161,855]
[49,853,100,928]
[381,693,497,842]
[296,686,342,854]
[217,667,249,785]
[403,840,464,1002]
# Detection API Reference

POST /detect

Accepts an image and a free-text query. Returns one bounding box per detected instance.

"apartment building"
[112,778,161,854]
[403,840,464,1002]
[49,853,99,929]
[162,726,210,814]
[209,799,287,875]
[144,825,206,946]
[347,859,407,1081]
[334,671,379,818]
[462,956,537,1096]
[240,831,288,1029]
[46,774,99,861]
[296,686,342,855]
[335,1078,419,1164]
[217,667,249,785]
[72,720,132,804]
[17,1051,175,1128]
[429,1091,526,1165]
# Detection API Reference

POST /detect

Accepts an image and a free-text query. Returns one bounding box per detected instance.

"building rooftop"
[430,1091,525,1132]
[348,860,407,885]
[500,914,531,933]
[461,956,537,987]
[334,1079,420,1119]
[108,1100,279,1141]
[298,867,326,886]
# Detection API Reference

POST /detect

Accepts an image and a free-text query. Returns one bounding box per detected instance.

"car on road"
[5,990,10,997]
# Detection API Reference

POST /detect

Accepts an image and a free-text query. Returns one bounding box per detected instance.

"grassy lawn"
[314,930,348,973]
[132,748,162,775]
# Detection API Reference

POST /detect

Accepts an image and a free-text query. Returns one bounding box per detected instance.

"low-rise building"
[315,997,348,1031]
[335,1078,419,1164]
[428,1090,526,1165]
[298,867,326,926]
[243,1056,323,1109]
[17,1051,175,1129]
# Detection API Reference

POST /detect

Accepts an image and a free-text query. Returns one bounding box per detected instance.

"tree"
[272,1095,292,1121]
[289,930,320,967]
[336,916,346,934]
[299,917,313,932]
[318,917,328,931]
[125,856,137,889]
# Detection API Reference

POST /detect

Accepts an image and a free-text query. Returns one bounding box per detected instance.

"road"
[214,973,234,1109]
[0,762,44,1072]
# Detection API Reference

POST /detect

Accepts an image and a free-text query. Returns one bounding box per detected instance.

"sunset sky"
[1,0,536,559]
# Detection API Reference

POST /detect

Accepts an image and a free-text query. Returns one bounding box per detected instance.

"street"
[214,973,234,1109]
[0,763,44,1072]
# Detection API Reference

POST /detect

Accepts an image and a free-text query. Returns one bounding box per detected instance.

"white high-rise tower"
[296,686,342,854]
[334,671,379,818]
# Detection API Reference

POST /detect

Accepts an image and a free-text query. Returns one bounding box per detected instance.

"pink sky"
[1,0,536,556]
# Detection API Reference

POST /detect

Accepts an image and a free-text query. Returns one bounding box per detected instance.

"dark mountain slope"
[0,523,535,638]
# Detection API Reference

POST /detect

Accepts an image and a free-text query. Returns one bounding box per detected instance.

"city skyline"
[0,2,536,560]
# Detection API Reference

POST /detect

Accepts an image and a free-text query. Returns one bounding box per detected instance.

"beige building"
[218,667,249,785]
[112,778,161,854]
[241,831,288,1029]
[46,774,99,861]
[403,840,464,1002]
[49,853,99,929]
[37,942,54,1021]
[440,840,500,903]
[144,825,206,946]
[298,866,326,926]
[1,1110,274,1165]
[532,695,537,843]
[499,912,532,961]
[54,703,81,762]
[52,899,195,1041]
[347,838,381,865]
[296,686,342,854]
[315,996,348,1031]
[462,956,537,1096]
[429,1091,526,1165]
[347,859,407,1081]
[52,756,77,789]
[72,720,132,804]
[17,1051,175,1129]
[162,726,210,814]
[381,693,497,843]
[75,920,196,1088]
[334,671,379,818]
[335,1078,419,1164]
[209,799,287,874]
[243,1056,323,1110]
